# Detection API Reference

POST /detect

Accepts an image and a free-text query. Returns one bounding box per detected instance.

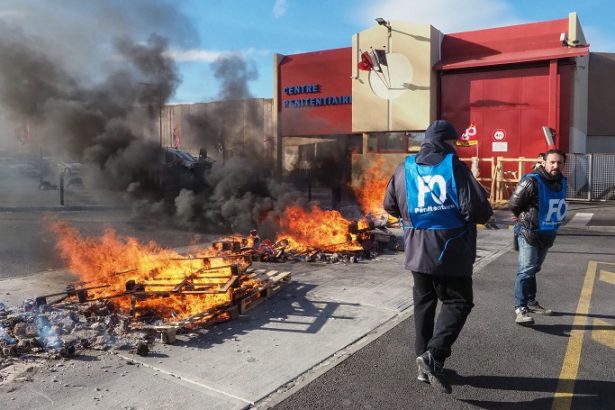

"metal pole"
[59,173,64,206]
[587,154,593,201]
[159,100,163,147]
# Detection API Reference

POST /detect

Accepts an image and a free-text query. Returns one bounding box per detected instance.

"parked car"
[159,147,215,193]
[36,157,84,190]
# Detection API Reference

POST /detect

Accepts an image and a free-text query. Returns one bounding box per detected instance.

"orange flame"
[50,220,251,321]
[353,156,390,216]
[275,204,362,252]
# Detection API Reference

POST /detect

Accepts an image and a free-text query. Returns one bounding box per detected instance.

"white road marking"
[566,212,593,227]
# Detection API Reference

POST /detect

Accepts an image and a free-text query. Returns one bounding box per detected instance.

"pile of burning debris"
[0,254,290,361]
[0,208,401,362]
[217,214,402,264]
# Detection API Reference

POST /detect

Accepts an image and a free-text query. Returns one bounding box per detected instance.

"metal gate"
[564,153,615,201]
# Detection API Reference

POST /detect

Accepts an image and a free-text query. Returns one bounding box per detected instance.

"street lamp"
[375,18,391,31]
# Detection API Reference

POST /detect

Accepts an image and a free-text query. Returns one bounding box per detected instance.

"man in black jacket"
[383,120,492,394]
[508,149,567,325]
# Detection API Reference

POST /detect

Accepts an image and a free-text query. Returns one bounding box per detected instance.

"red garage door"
[444,66,572,174]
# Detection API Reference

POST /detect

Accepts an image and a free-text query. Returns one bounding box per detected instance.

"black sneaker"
[416,351,452,394]
[417,365,429,383]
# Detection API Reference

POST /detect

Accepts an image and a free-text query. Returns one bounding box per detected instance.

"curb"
[0,205,127,212]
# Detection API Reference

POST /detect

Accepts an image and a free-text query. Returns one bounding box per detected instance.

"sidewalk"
[267,218,615,410]
[0,227,513,409]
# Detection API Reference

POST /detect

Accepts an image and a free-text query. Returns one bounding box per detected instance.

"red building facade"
[274,14,590,182]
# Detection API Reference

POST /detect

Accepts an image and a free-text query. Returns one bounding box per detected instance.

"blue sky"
[171,0,615,103]
[1,0,614,104]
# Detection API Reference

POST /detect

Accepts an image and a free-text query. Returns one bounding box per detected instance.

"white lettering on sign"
[493,129,505,141]
[545,198,567,223]
[417,175,447,207]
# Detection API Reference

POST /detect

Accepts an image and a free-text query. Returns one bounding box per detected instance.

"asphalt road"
[266,218,615,410]
[2,155,615,409]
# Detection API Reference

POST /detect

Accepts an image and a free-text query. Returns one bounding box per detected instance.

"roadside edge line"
[551,260,597,410]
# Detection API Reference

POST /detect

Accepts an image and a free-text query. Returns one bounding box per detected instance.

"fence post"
[588,154,593,201]
[496,157,504,202]
[490,157,496,203]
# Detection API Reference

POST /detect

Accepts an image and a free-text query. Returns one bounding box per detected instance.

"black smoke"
[171,54,304,235]
[0,1,189,176]
[0,1,304,235]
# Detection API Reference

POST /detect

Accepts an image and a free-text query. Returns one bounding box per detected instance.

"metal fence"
[564,153,615,201]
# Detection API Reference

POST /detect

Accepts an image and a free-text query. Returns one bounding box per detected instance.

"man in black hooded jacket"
[383,120,492,394]
[508,149,567,325]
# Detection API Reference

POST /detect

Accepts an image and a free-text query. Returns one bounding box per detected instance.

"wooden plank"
[194,265,237,275]
[266,284,282,298]
[152,274,231,281]
[239,289,267,314]
[171,277,191,293]
[269,271,291,282]
[192,279,229,285]
[264,270,279,278]
[254,272,272,283]
[180,290,223,294]
[218,275,238,292]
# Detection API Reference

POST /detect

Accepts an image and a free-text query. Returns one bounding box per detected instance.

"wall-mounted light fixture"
[375,18,391,31]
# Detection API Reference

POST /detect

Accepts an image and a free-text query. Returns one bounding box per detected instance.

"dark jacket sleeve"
[384,164,405,218]
[508,177,536,217]
[453,159,493,224]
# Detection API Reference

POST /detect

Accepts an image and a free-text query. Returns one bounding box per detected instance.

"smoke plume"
[0,1,304,236]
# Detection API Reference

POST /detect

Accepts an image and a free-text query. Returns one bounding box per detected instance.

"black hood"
[416,120,458,165]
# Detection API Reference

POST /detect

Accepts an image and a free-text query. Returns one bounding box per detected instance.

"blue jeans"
[514,235,548,308]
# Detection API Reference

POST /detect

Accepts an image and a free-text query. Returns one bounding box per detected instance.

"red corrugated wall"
[278,48,352,136]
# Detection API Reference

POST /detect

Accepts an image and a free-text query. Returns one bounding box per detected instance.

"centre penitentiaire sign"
[282,83,352,108]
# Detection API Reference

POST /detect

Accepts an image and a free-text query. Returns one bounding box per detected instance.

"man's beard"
[547,169,561,178]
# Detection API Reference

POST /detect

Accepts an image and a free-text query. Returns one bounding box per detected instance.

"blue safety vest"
[404,154,466,229]
[525,173,568,233]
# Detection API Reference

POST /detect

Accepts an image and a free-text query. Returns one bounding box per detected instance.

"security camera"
[560,32,568,47]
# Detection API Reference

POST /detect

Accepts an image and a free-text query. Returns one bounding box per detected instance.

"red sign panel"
[278,48,352,136]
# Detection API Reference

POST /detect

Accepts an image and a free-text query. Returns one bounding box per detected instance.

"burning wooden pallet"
[32,256,291,344]
[136,268,291,343]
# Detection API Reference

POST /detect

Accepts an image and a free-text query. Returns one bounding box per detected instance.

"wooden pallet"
[142,269,291,341]
[240,269,291,314]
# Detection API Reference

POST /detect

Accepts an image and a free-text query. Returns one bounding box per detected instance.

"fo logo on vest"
[417,175,447,207]
[546,198,567,223]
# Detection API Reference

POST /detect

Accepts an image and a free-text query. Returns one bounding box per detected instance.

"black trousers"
[412,272,474,363]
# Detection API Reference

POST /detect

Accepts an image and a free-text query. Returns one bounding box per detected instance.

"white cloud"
[166,49,226,62]
[358,0,521,33]
[273,0,288,19]
[167,48,272,62]
[0,10,26,20]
